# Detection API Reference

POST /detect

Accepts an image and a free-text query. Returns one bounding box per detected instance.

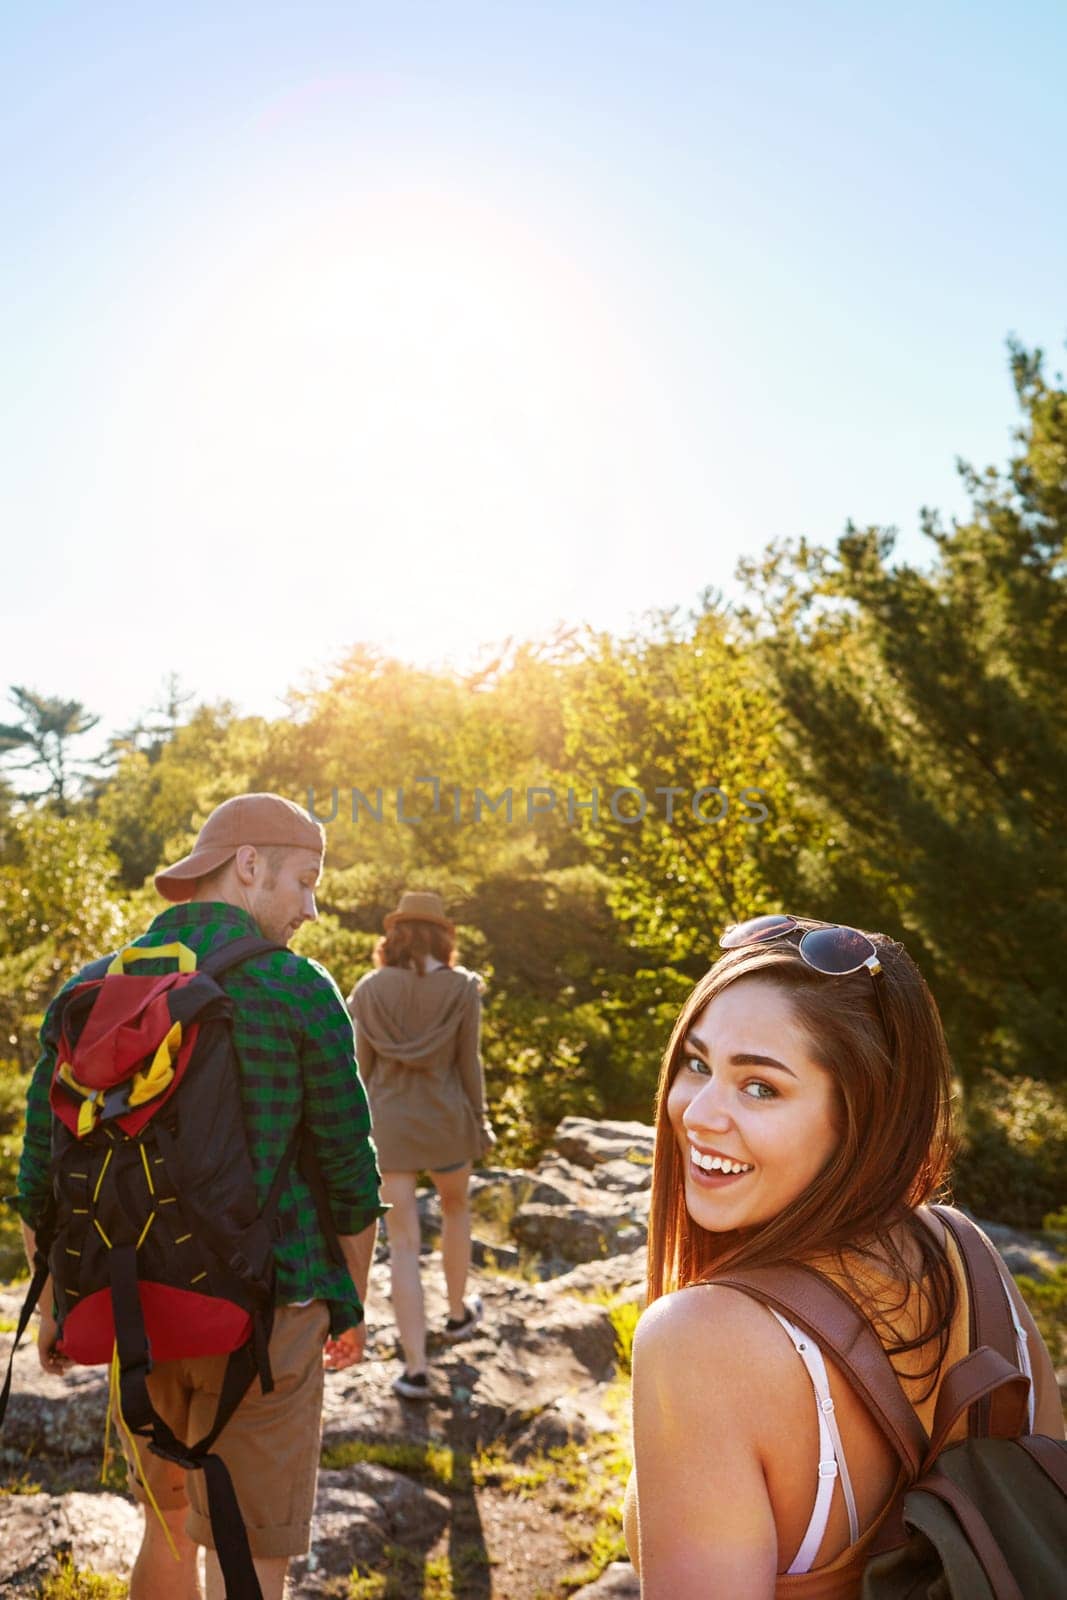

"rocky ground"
[2,1115,1063,1600]
[1,1117,655,1599]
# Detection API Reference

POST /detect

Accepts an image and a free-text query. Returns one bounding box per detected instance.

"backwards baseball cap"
[154,793,325,903]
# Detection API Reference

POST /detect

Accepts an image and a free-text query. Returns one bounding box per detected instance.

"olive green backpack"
[719,1206,1067,1599]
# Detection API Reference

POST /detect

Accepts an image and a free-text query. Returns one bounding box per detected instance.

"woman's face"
[666,977,842,1233]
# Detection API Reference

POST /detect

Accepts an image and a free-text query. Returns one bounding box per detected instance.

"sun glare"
[79,173,699,680]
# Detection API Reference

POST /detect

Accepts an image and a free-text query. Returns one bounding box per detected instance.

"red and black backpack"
[1,934,316,1600]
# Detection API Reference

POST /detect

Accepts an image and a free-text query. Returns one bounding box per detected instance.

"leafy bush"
[0,1062,30,1281]
[951,1071,1067,1228]
[1012,1265,1067,1369]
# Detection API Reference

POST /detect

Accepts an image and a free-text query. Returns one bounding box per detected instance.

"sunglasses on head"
[719,913,891,1045]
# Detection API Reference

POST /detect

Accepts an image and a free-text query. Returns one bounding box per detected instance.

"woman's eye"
[684,1055,711,1076]
[742,1080,778,1101]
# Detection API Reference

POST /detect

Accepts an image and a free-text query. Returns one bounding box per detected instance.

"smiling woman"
[625,916,1064,1600]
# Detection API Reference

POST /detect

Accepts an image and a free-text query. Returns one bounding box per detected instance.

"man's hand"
[21,1223,70,1378]
[324,1323,367,1371]
[37,1306,72,1377]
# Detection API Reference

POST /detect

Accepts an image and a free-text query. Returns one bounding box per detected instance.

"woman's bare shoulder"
[635,1283,797,1375]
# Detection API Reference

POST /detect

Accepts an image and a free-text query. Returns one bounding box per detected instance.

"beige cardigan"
[347,964,493,1172]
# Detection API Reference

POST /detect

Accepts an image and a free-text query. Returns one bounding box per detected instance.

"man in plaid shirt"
[15,793,386,1600]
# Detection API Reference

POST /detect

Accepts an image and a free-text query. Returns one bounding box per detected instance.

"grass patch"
[348,1543,492,1599]
[1,1469,42,1494]
[469,1178,534,1242]
[478,1246,544,1284]
[472,1427,632,1588]
[329,1392,634,1596]
[500,1434,632,1590]
[322,1438,457,1486]
[571,1287,641,1378]
[37,1556,128,1599]
[560,1514,629,1592]
[607,1301,639,1377]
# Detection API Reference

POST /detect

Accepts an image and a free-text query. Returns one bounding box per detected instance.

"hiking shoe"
[392,1370,432,1401]
[441,1296,484,1344]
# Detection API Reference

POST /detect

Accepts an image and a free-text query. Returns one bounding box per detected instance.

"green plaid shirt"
[15,903,385,1334]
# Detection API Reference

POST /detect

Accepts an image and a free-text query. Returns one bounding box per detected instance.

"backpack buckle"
[101,1085,131,1123]
[146,1440,201,1471]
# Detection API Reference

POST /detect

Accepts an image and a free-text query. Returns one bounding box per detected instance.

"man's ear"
[232,844,259,885]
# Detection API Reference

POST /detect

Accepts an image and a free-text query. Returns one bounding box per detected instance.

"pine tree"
[739,341,1066,1084]
[0,687,102,813]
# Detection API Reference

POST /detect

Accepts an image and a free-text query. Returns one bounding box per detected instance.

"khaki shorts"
[121,1302,330,1559]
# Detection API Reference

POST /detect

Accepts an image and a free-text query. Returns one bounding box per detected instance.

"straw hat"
[383,891,454,932]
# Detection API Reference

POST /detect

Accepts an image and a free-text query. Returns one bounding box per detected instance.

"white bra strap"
[997,1267,1035,1431]
[767,1309,860,1574]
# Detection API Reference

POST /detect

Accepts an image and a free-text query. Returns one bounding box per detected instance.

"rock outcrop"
[0,1491,142,1598]
[0,1117,652,1598]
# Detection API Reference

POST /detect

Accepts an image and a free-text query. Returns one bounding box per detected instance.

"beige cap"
[384,891,454,932]
[154,793,324,903]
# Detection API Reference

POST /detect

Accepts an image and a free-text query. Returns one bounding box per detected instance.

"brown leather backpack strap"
[1016,1434,1067,1495]
[929,1206,1017,1363]
[924,1346,1031,1465]
[713,1263,927,1477]
[928,1205,1028,1437]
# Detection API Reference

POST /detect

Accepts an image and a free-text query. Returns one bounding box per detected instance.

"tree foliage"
[0,688,101,812]
[737,340,1066,1087]
[0,809,132,1064]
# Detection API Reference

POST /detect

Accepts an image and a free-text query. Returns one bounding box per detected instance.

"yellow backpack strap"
[106,942,197,977]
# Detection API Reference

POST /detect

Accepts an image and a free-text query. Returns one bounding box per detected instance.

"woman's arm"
[353,1018,378,1090]
[455,981,493,1149]
[347,983,378,1090]
[632,1285,780,1599]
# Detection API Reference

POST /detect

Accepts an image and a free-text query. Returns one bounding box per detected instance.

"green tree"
[95,703,275,888]
[0,808,132,1065]
[271,638,670,1146]
[561,598,796,962]
[101,672,195,767]
[0,687,102,812]
[546,599,801,1114]
[737,340,1066,1088]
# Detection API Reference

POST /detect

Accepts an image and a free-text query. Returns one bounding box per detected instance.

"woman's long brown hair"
[375,919,456,972]
[646,922,959,1392]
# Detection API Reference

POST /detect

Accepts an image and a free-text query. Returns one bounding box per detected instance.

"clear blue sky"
[3,1,1065,742]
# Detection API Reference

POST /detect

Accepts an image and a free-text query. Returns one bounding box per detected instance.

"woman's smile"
[687,1143,755,1182]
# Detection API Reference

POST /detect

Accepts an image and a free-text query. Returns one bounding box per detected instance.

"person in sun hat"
[14,791,386,1600]
[347,890,494,1401]
[624,914,1063,1597]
